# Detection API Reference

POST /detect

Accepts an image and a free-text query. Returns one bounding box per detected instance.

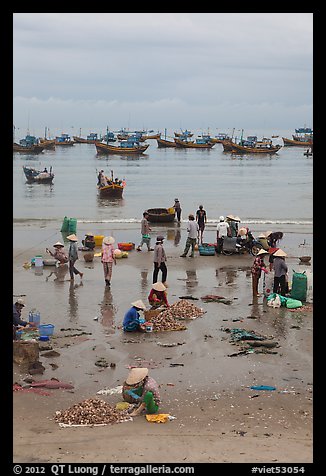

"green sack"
[290,271,307,301]
[285,298,302,309]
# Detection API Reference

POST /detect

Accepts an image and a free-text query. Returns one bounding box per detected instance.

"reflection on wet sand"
[45,264,68,283]
[100,287,116,333]
[186,269,198,289]
[140,269,148,290]
[68,281,83,323]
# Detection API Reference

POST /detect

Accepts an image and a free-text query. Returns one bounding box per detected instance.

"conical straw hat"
[126,368,148,385]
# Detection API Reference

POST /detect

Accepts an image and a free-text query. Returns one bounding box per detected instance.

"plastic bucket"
[68,218,77,233]
[34,256,43,267]
[39,324,55,337]
[94,235,104,246]
[60,216,69,232]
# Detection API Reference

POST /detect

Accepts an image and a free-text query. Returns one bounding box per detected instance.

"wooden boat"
[39,138,56,150]
[23,166,54,184]
[13,142,45,154]
[142,132,160,140]
[210,133,231,143]
[55,133,74,146]
[282,137,313,147]
[230,141,282,154]
[174,129,193,138]
[146,207,175,223]
[73,133,98,144]
[292,127,313,142]
[95,141,149,155]
[156,137,177,148]
[174,137,214,148]
[97,170,125,198]
[222,140,236,152]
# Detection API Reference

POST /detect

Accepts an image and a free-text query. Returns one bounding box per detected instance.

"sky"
[13,12,313,139]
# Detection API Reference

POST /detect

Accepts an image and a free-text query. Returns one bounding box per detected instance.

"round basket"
[83,252,94,262]
[299,256,311,263]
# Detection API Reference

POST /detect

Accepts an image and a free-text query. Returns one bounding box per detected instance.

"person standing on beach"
[153,235,168,284]
[137,212,154,251]
[251,249,269,297]
[216,216,230,253]
[196,205,207,244]
[173,198,182,223]
[180,214,199,257]
[101,236,117,286]
[272,249,288,296]
[67,234,83,281]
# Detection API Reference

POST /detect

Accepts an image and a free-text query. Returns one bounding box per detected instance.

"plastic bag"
[267,294,281,308]
[285,298,302,309]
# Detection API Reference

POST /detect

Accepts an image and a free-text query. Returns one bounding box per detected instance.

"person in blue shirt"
[123,300,147,332]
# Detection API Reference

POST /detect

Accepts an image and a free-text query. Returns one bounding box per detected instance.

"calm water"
[13,129,313,228]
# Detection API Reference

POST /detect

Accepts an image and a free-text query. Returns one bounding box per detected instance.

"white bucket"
[34,256,43,267]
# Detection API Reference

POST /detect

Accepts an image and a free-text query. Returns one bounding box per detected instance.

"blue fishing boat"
[13,135,45,154]
[55,133,74,146]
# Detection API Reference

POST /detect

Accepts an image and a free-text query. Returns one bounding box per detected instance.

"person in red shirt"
[148,282,169,308]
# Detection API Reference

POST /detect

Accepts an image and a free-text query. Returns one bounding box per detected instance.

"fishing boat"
[39,138,56,150]
[95,140,149,155]
[55,133,75,146]
[146,207,176,223]
[102,130,116,142]
[156,137,177,148]
[174,137,215,149]
[97,170,125,198]
[210,132,231,143]
[282,127,313,147]
[23,166,54,184]
[174,129,193,138]
[230,138,282,154]
[13,135,45,154]
[13,142,45,154]
[73,132,99,144]
[142,132,161,140]
[282,136,313,147]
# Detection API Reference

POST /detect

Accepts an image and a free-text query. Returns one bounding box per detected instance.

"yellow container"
[94,235,104,247]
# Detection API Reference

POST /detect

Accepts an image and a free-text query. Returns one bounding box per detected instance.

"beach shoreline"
[13,223,313,463]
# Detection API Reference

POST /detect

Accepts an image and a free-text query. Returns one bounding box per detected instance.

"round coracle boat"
[146,208,175,223]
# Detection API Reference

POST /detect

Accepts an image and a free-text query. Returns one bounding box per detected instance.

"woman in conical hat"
[45,241,68,265]
[122,300,147,332]
[122,367,161,417]
[67,234,83,281]
[101,236,116,286]
[148,282,169,308]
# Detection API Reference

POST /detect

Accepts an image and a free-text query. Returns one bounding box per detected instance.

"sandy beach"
[13,222,313,464]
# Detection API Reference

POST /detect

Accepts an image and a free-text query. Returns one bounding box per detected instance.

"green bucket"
[68,218,77,234]
[60,216,69,232]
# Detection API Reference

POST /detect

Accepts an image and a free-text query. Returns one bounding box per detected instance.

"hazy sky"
[13,12,313,138]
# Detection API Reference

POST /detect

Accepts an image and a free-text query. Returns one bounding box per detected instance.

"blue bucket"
[39,324,55,337]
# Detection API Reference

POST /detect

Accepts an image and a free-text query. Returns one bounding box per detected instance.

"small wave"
[14,217,313,226]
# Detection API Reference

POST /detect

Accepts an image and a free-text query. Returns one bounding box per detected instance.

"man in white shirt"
[216,216,230,253]
[180,214,199,257]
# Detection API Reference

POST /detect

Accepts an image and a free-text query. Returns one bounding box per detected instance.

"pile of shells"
[150,300,204,331]
[164,300,204,320]
[54,398,130,426]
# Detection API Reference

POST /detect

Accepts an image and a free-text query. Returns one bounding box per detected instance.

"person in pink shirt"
[101,236,116,286]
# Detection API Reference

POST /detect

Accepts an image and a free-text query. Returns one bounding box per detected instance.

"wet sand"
[13,223,313,463]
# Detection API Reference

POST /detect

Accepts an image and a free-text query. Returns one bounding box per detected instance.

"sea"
[13,128,313,255]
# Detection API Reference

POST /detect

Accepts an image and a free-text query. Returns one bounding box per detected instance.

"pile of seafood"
[54,398,131,426]
[150,300,204,331]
